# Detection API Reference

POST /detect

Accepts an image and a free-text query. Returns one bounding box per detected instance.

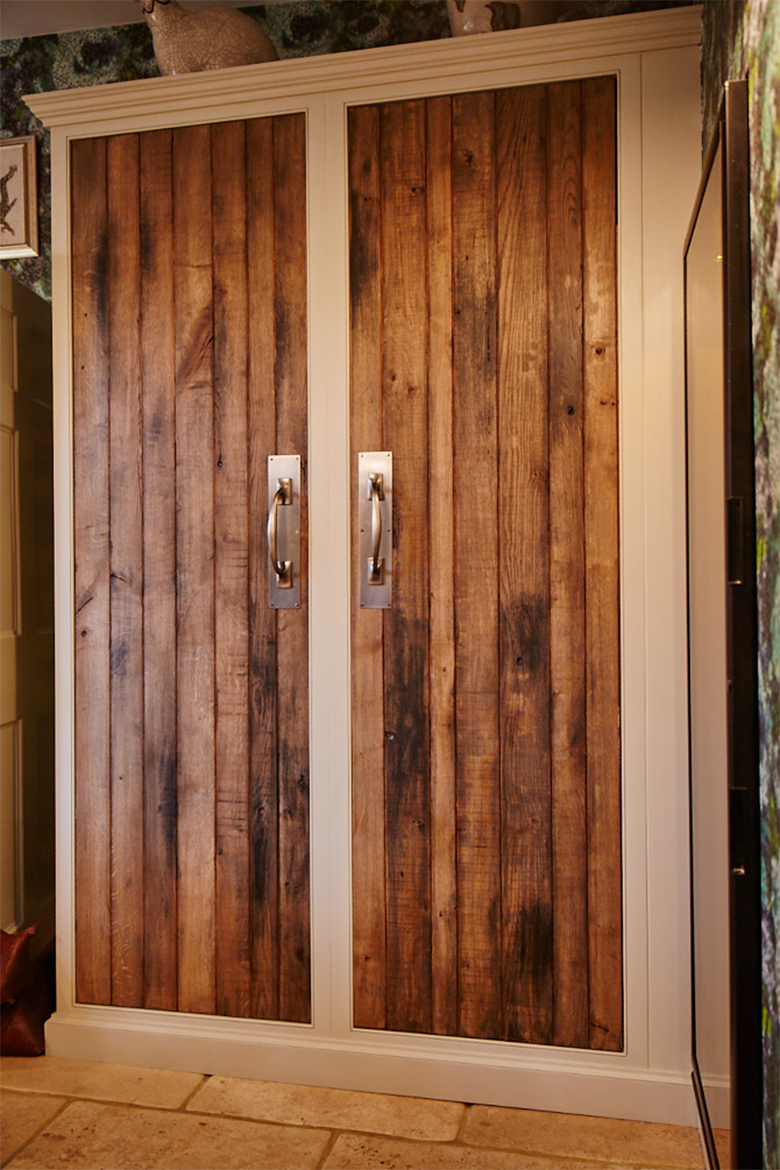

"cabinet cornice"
[26,5,701,132]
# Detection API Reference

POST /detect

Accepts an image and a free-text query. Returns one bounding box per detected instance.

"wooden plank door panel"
[71,114,310,1022]
[349,78,622,1049]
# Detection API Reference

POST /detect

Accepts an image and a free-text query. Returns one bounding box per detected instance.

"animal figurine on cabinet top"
[139,0,278,75]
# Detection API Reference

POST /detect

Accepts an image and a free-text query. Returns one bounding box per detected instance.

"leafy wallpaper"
[702,1,780,1164]
[2,0,777,1161]
[2,0,693,299]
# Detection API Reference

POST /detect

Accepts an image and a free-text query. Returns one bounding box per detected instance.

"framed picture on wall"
[0,136,39,259]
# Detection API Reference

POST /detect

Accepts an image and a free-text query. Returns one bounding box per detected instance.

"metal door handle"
[267,455,300,608]
[368,473,384,583]
[358,452,392,608]
[268,478,292,584]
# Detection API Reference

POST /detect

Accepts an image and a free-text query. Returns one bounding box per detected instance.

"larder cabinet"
[29,7,704,1125]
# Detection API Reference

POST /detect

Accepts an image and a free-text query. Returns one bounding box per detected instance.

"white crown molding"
[26,5,702,131]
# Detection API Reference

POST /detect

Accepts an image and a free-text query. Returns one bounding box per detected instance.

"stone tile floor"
[0,1056,721,1170]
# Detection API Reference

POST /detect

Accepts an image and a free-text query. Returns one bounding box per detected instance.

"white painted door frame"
[28,6,705,1125]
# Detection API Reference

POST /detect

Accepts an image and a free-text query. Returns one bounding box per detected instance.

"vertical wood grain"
[548,81,589,1049]
[274,113,311,1024]
[107,133,144,1008]
[212,120,251,1019]
[173,122,216,1016]
[72,136,111,1006]
[348,103,387,1030]
[582,76,622,1052]
[140,128,178,1012]
[426,95,458,1038]
[452,89,501,1041]
[247,115,280,1021]
[496,85,554,1044]
[381,99,432,1035]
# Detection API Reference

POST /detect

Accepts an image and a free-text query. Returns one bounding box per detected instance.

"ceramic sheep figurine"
[140,0,277,75]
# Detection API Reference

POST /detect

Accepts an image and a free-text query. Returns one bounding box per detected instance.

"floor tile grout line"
[313,1129,341,1169]
[176,1074,210,1112]
[454,1102,471,1143]
[0,1088,211,1114]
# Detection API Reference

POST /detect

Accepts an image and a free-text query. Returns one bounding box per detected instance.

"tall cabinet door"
[71,115,310,1021]
[349,78,622,1049]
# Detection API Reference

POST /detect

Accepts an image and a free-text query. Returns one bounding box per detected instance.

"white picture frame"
[0,136,39,259]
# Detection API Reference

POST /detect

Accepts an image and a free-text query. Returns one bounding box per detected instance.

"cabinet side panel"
[72,136,111,1007]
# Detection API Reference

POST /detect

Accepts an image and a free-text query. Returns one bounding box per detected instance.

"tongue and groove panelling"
[349,78,622,1049]
[71,115,310,1022]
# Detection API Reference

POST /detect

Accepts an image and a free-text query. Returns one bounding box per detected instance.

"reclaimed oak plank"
[496,84,554,1045]
[173,123,216,1016]
[452,89,501,1041]
[426,94,458,1039]
[582,76,622,1052]
[273,113,311,1024]
[348,103,388,1031]
[548,81,589,1049]
[247,115,280,1021]
[140,128,178,1012]
[107,132,144,1008]
[381,99,432,1035]
[212,119,251,1019]
[72,136,111,1007]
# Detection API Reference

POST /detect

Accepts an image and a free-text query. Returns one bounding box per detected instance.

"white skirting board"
[46,1009,708,1128]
